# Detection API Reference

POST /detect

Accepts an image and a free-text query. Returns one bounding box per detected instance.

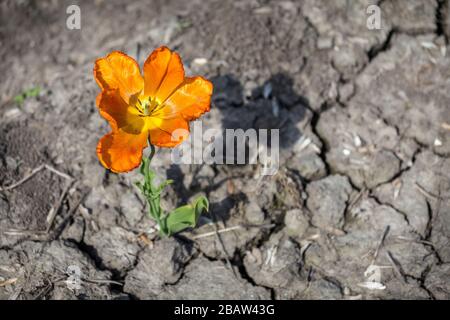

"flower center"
[136,97,160,116]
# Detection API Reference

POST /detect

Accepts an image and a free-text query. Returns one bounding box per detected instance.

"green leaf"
[163,205,194,236]
[25,87,40,98]
[163,196,209,236]
[157,179,173,193]
[14,87,40,106]
[13,94,25,105]
[193,196,209,224]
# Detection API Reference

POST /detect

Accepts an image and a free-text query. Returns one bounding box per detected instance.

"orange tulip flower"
[94,46,213,173]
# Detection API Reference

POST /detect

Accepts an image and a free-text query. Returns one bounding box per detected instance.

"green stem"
[137,142,170,236]
[148,142,156,162]
[147,198,157,220]
[144,142,167,235]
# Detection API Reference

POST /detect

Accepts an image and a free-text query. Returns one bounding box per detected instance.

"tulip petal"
[147,115,190,148]
[156,76,213,121]
[143,46,185,103]
[97,129,148,173]
[94,51,144,104]
[97,89,145,135]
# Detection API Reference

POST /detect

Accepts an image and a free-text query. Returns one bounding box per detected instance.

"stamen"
[151,103,165,115]
[143,101,150,115]
[149,98,161,114]
[134,99,144,113]
[134,97,160,116]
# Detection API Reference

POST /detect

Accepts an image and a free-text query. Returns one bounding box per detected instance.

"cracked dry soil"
[1,0,450,300]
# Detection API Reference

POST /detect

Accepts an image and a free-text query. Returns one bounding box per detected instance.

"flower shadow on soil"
[168,73,311,229]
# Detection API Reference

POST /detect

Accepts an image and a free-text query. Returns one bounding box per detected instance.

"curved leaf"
[164,196,209,236]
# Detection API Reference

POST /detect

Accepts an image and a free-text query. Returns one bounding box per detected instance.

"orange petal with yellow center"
[94,51,144,104]
[154,76,213,121]
[143,46,185,103]
[147,115,190,148]
[96,89,145,135]
[97,129,148,173]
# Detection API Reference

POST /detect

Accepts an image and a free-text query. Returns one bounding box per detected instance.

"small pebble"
[434,138,443,147]
[317,37,333,50]
[192,58,207,66]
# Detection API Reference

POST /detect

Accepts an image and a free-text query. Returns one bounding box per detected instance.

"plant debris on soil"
[0,0,449,300]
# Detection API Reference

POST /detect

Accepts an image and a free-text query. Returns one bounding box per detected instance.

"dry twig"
[0,164,73,192]
[386,251,407,283]
[0,163,75,235]
[192,223,274,240]
[371,226,390,265]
